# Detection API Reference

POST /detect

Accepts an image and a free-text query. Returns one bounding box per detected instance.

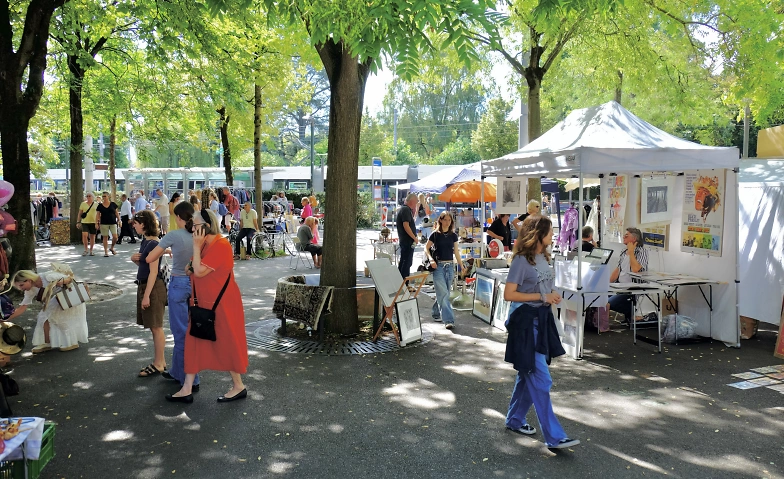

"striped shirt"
[617,246,648,283]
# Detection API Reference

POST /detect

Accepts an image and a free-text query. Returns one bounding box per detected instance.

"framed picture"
[395,299,422,346]
[496,177,524,214]
[641,176,675,224]
[491,282,510,332]
[472,271,496,323]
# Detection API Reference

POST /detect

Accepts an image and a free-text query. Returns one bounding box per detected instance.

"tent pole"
[577,171,583,290]
[733,167,741,347]
[480,167,486,258]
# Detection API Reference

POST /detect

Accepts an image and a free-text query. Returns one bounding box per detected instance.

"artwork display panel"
[680,169,725,257]
[603,175,628,244]
[496,177,525,215]
[472,271,496,323]
[641,176,675,225]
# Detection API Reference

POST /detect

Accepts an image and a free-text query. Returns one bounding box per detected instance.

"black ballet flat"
[217,389,247,403]
[165,393,193,404]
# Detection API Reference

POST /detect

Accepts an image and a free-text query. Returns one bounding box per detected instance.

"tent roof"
[408,162,482,194]
[483,101,739,177]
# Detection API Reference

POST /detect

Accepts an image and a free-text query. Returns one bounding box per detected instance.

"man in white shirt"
[608,227,649,322]
[118,193,136,244]
[235,202,259,259]
[154,188,169,235]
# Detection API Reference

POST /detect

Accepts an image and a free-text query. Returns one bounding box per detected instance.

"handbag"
[158,255,171,288]
[55,282,91,310]
[188,273,231,341]
[80,201,95,219]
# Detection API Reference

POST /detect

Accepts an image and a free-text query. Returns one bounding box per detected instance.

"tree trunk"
[316,39,370,335]
[253,84,263,205]
[109,116,117,201]
[218,106,233,186]
[68,54,86,243]
[0,0,68,272]
[0,115,36,273]
[615,70,623,104]
[525,63,543,205]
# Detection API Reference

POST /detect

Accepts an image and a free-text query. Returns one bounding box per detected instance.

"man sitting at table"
[607,227,648,323]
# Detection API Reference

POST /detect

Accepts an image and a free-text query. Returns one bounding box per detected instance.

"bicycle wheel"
[250,233,269,259]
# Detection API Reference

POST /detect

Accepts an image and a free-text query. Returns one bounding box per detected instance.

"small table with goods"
[0,417,55,479]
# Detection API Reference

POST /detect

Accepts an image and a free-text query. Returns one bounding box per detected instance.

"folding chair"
[288,235,314,270]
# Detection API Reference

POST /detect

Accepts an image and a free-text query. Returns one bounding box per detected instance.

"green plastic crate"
[0,422,55,479]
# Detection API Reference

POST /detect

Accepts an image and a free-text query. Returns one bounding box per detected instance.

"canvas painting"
[472,272,495,323]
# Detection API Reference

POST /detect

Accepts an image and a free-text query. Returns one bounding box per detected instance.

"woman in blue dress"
[503,215,579,450]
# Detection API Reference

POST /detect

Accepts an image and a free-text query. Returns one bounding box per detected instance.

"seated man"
[578,226,596,253]
[607,227,648,322]
[297,216,322,268]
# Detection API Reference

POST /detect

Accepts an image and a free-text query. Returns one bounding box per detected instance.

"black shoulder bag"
[189,273,231,341]
[80,201,95,219]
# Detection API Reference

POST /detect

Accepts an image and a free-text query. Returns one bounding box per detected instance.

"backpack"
[0,295,14,319]
[418,204,426,218]
[218,203,229,216]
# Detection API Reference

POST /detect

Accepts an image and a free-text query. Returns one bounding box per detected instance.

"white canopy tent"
[738,160,784,325]
[395,162,482,193]
[483,100,741,345]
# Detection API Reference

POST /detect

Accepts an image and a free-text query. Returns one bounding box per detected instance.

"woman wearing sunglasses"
[423,212,464,330]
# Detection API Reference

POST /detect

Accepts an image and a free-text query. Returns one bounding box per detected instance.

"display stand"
[365,259,428,345]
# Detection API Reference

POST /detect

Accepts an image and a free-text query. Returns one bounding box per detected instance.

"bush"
[356,191,379,228]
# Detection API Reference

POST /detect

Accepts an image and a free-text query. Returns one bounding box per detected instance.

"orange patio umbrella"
[438,180,496,203]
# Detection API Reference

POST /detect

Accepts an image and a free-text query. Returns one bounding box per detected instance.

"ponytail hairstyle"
[512,216,552,265]
[173,201,196,233]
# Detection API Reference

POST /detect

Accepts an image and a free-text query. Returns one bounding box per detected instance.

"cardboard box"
[740,316,758,340]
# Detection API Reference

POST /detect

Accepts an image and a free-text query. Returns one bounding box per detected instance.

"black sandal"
[138,364,165,377]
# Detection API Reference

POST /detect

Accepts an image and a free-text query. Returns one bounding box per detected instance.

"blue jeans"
[608,293,633,321]
[168,276,199,386]
[398,242,415,280]
[505,313,568,447]
[431,262,455,324]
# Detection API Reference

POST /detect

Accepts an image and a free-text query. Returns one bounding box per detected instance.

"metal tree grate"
[245,319,433,355]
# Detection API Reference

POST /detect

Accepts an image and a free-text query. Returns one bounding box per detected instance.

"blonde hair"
[527,200,541,214]
[418,194,426,206]
[200,209,222,236]
[301,197,310,205]
[11,270,39,287]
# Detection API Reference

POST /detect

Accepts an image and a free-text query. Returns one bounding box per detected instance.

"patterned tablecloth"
[0,417,45,461]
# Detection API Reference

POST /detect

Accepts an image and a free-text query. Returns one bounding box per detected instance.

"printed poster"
[681,170,725,256]
[603,175,628,244]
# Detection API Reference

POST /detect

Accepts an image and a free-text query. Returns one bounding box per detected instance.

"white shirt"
[120,200,132,217]
[155,194,169,214]
[240,209,258,229]
[210,199,219,213]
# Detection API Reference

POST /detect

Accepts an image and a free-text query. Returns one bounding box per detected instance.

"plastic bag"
[661,314,697,343]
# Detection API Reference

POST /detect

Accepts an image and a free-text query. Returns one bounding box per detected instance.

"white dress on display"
[21,272,89,348]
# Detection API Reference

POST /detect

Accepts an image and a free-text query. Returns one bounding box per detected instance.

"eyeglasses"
[132,214,144,222]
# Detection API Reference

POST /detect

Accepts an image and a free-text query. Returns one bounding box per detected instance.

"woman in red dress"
[165,209,249,404]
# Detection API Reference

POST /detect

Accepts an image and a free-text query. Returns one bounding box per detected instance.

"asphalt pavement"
[6,231,784,479]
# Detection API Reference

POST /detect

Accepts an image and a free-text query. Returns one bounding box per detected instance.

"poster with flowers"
[603,175,628,244]
[681,170,725,257]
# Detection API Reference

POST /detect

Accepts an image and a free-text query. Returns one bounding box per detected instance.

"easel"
[365,259,428,345]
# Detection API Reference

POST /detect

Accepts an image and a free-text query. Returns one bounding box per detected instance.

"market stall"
[482,100,741,346]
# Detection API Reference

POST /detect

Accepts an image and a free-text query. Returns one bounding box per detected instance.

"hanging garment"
[557,207,579,251]
[585,199,599,235]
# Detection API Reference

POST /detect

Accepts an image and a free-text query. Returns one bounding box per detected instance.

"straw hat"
[0,322,26,355]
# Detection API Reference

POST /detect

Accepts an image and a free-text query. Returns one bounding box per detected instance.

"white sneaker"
[548,438,580,449]
[445,323,454,330]
[32,344,52,354]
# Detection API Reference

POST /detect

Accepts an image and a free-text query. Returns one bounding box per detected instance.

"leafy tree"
[472,97,518,160]
[0,0,70,272]
[256,0,503,334]
[380,47,493,159]
[432,137,480,165]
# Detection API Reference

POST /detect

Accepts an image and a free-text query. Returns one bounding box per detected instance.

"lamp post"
[303,115,315,192]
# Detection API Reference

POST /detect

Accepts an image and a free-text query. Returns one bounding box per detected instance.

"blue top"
[137,239,160,282]
[157,228,194,276]
[428,231,458,261]
[506,253,554,306]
